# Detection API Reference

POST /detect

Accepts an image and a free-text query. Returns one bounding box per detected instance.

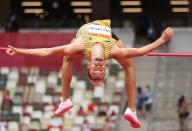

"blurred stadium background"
[0,0,192,131]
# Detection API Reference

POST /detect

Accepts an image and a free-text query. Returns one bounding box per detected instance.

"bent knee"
[126,59,134,67]
[63,56,76,62]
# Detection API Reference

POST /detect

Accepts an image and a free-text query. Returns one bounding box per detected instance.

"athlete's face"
[87,58,106,86]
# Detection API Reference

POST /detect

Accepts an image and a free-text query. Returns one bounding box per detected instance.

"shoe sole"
[124,114,141,128]
[55,105,74,116]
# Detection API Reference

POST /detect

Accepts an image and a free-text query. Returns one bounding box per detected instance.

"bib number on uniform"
[87,24,111,36]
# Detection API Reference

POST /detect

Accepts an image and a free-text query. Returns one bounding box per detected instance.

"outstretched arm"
[113,27,174,59]
[6,38,84,57]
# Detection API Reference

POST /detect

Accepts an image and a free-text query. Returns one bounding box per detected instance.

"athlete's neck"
[91,43,105,61]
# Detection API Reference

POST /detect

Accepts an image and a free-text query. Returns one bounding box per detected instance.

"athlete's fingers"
[162,27,174,41]
[6,47,17,56]
[8,45,17,51]
[6,49,13,56]
[166,27,174,36]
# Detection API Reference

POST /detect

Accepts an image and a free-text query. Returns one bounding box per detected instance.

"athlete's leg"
[60,38,79,101]
[116,58,136,111]
[61,56,77,101]
[60,38,78,101]
[116,57,141,128]
[55,56,77,116]
[117,40,136,111]
[115,40,140,128]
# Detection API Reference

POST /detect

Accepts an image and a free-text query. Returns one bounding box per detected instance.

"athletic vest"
[76,19,118,60]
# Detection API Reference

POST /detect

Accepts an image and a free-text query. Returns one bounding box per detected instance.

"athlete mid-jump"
[6,19,174,128]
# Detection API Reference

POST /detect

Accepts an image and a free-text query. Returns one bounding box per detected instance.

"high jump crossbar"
[146,53,192,57]
[0,48,8,51]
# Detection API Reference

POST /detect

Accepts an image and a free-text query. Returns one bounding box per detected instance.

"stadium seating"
[0,65,124,131]
[148,57,192,131]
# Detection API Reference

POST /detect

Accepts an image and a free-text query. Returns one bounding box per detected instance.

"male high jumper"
[6,19,174,128]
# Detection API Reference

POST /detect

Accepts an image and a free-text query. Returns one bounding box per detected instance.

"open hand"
[6,45,19,56]
[161,27,174,42]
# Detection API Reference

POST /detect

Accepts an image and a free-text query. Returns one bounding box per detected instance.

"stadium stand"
[148,57,192,131]
[0,63,125,131]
